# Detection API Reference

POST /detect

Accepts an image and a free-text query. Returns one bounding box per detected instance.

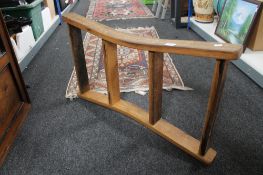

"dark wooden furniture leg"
[174,0,187,28]
[171,0,175,18]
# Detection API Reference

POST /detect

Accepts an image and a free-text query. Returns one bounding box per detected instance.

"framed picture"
[215,0,262,47]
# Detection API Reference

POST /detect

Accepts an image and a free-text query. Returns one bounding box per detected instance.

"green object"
[141,0,155,5]
[1,0,44,40]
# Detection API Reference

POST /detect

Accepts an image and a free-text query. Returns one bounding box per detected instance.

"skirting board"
[190,18,263,88]
[19,0,79,72]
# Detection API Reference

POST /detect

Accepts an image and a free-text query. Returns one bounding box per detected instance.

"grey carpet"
[0,0,262,174]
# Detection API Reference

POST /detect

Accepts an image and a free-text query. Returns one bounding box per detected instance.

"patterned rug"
[87,0,154,21]
[66,27,189,99]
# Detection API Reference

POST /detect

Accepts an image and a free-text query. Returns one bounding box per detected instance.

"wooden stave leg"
[102,40,120,105]
[68,25,90,93]
[199,60,229,155]
[148,51,164,125]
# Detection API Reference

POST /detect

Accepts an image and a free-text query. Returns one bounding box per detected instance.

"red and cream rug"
[66,27,189,99]
[87,0,154,21]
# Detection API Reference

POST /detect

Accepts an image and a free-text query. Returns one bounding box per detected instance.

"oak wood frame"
[63,13,242,165]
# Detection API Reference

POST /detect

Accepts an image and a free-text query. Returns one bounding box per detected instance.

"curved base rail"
[79,90,217,165]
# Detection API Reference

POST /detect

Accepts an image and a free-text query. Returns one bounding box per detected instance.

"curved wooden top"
[63,13,243,60]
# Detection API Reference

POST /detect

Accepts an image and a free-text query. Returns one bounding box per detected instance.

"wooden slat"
[63,13,243,60]
[199,60,229,155]
[148,51,164,124]
[102,40,120,105]
[68,25,90,93]
[78,90,217,165]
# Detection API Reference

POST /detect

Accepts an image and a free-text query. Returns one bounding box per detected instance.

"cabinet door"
[0,11,31,166]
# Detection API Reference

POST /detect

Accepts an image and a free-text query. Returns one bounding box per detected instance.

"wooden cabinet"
[0,11,31,166]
